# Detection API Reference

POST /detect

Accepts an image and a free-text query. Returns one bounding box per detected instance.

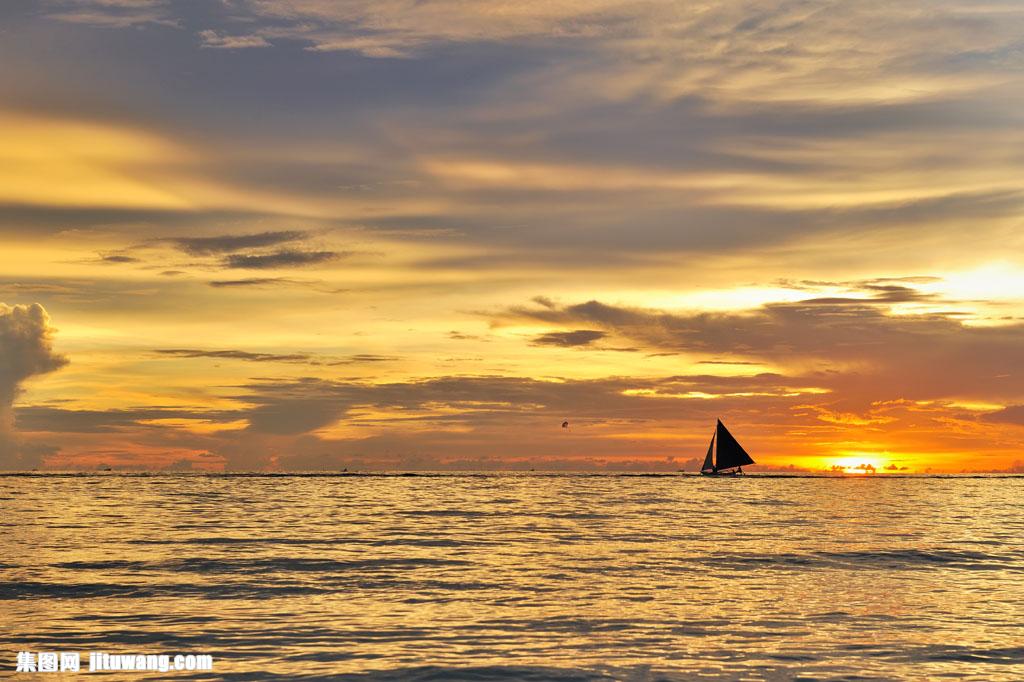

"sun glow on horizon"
[823,456,902,474]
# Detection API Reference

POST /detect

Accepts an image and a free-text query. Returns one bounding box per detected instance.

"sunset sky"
[2,0,1023,472]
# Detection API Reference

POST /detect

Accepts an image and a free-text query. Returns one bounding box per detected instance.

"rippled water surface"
[2,473,1023,680]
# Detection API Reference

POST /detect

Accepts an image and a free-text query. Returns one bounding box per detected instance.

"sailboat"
[700,419,755,476]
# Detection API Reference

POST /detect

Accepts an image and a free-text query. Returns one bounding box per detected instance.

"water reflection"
[1,474,1022,680]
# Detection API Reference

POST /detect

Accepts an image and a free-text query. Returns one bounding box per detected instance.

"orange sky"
[1,1,1023,473]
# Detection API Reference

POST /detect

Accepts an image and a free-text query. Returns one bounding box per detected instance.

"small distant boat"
[700,419,755,476]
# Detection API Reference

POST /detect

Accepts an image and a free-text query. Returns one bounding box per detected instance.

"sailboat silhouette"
[700,419,755,476]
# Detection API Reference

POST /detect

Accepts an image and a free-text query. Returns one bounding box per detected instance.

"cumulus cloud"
[0,303,68,469]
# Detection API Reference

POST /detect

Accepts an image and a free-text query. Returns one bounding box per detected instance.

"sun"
[828,456,884,474]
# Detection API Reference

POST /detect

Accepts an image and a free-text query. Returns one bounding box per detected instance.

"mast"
[714,419,755,471]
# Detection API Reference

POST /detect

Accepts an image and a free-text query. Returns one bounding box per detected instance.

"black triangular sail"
[701,433,715,472]
[714,419,755,470]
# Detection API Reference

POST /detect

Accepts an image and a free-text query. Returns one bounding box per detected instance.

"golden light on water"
[5,473,1023,677]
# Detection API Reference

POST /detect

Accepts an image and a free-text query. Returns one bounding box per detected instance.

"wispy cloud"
[170,231,308,256]
[44,0,178,28]
[155,349,396,366]
[97,254,142,264]
[52,0,1024,109]
[531,330,606,347]
[223,250,341,269]
[206,277,298,288]
[197,30,271,49]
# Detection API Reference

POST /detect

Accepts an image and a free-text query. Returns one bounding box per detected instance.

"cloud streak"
[155,349,396,366]
[501,289,1024,405]
[170,231,308,256]
[44,0,177,28]
[198,30,271,50]
[531,330,606,347]
[223,250,341,269]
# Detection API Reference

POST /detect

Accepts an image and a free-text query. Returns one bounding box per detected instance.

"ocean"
[2,473,1022,680]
